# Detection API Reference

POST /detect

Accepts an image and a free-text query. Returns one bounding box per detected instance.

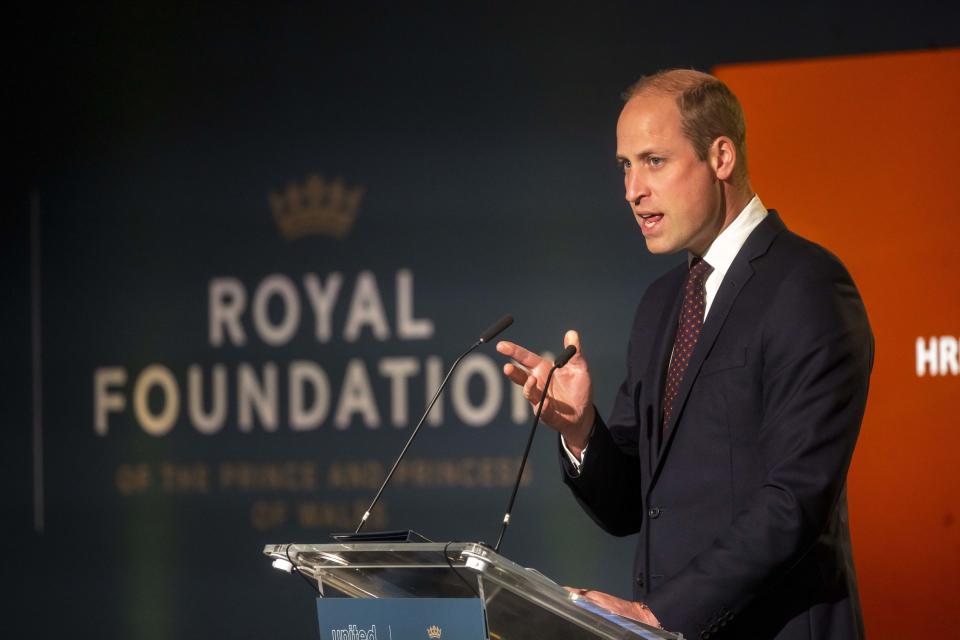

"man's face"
[616,92,726,255]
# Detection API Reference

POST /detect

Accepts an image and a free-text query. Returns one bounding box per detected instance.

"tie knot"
[689,257,712,284]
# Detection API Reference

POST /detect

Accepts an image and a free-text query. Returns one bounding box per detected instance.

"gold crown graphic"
[269,174,364,240]
[426,625,442,639]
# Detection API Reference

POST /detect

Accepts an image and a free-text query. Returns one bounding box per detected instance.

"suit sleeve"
[645,260,874,633]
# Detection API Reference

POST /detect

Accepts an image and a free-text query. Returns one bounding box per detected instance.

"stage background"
[5,3,958,638]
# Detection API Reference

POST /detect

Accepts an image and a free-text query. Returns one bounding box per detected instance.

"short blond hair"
[623,69,748,178]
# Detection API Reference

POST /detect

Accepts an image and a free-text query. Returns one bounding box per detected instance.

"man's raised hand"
[496,330,595,454]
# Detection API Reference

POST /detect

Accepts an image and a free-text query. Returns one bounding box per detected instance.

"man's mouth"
[638,212,664,229]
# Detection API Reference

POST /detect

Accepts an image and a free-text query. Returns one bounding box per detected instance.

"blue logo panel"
[316,598,486,640]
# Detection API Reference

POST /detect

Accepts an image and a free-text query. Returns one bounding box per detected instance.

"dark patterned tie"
[662,257,713,432]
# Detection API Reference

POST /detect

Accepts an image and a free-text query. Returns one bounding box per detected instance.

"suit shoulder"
[761,228,871,345]
[642,261,688,301]
[768,228,854,282]
[622,261,686,343]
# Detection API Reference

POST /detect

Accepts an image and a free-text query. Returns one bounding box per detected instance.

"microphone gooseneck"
[494,344,577,552]
[354,314,514,534]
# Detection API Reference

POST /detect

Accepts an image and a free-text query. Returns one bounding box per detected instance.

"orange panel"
[715,49,960,638]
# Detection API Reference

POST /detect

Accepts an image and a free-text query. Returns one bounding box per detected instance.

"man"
[497,69,872,639]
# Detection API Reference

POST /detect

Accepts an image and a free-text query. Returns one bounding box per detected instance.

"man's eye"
[619,160,631,172]
[648,156,665,167]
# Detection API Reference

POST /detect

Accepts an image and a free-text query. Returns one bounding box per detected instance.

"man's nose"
[624,169,648,204]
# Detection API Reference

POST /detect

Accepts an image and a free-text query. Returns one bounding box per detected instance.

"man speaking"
[497,69,873,639]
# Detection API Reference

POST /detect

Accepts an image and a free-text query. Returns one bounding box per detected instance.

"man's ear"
[710,136,737,181]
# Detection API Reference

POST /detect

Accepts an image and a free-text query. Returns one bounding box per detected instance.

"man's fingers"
[502,363,529,387]
[523,374,542,403]
[496,340,544,369]
[504,364,545,406]
[567,589,657,627]
[503,363,547,409]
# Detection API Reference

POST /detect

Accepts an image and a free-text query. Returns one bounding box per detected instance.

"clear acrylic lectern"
[264,542,682,639]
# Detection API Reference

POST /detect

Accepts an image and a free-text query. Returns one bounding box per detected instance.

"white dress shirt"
[563,195,769,470]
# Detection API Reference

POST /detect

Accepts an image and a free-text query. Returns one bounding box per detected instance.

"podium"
[264,541,681,639]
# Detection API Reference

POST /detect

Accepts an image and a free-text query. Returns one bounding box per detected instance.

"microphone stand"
[354,315,513,534]
[355,341,476,533]
[493,345,576,552]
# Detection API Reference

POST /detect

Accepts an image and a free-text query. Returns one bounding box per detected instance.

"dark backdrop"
[5,2,958,638]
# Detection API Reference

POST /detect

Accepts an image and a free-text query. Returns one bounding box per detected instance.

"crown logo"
[426,625,442,639]
[269,174,364,240]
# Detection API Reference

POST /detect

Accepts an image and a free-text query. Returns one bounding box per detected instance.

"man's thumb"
[563,329,582,355]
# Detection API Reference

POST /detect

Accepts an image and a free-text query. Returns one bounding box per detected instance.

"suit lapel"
[649,211,786,485]
[647,268,686,456]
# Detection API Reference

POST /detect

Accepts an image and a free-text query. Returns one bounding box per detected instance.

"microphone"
[352,314,514,535]
[494,344,577,552]
[480,315,514,343]
[554,344,577,367]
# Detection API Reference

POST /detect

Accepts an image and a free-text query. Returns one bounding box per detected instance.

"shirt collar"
[691,195,768,279]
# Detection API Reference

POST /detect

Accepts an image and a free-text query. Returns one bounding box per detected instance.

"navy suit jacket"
[562,212,873,640]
